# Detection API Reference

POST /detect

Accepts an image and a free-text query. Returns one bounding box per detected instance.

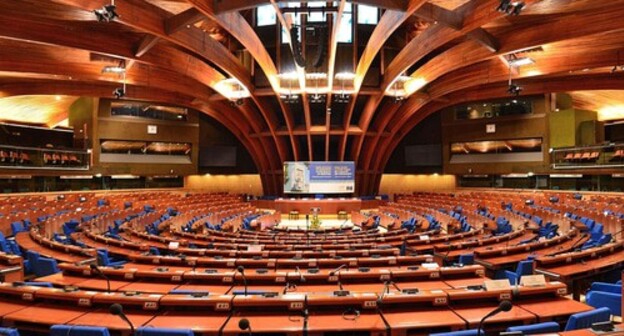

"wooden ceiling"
[0,0,623,194]
[570,90,624,121]
[0,95,78,128]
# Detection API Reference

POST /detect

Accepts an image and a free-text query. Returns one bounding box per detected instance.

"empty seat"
[135,327,195,335]
[564,307,611,331]
[50,325,110,336]
[504,260,534,285]
[506,322,560,334]
[586,291,621,316]
[0,327,20,336]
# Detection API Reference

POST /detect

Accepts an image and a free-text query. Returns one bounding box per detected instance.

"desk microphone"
[330,264,347,291]
[442,244,454,267]
[329,264,347,276]
[477,300,512,335]
[237,266,248,296]
[109,303,135,334]
[296,266,306,283]
[238,318,252,336]
[90,264,111,293]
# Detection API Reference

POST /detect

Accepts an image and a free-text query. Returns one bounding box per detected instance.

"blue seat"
[50,325,111,336]
[430,330,483,336]
[34,257,60,277]
[135,327,194,335]
[564,307,612,331]
[10,221,26,235]
[506,322,560,334]
[586,291,621,316]
[504,260,534,285]
[0,327,20,336]
[458,254,474,265]
[22,281,54,287]
[97,249,126,267]
[0,232,11,253]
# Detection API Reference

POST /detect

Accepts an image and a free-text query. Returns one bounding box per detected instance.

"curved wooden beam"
[338,0,429,160]
[186,0,297,162]
[358,3,624,190]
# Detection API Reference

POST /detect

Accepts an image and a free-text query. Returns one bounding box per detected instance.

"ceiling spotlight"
[508,56,535,67]
[113,87,125,99]
[507,84,522,96]
[333,93,350,104]
[309,94,326,104]
[94,1,119,22]
[102,66,126,74]
[497,0,525,16]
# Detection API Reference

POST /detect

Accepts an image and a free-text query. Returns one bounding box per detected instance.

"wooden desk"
[382,309,466,336]
[0,299,30,317]
[254,199,382,215]
[67,308,155,335]
[516,297,593,323]
[451,305,536,330]
[118,281,181,294]
[536,248,624,299]
[145,311,226,336]
[222,313,303,336]
[306,312,387,335]
[3,303,89,331]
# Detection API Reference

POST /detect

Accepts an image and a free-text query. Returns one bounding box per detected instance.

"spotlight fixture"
[113,87,125,99]
[611,51,624,73]
[102,66,126,74]
[507,84,522,96]
[497,0,525,16]
[507,55,535,67]
[333,92,350,104]
[94,0,119,22]
[309,93,326,104]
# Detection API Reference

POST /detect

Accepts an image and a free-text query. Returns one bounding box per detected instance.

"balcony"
[551,143,624,169]
[0,145,90,171]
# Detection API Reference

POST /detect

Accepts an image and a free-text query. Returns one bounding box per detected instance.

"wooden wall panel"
[184,174,263,195]
[378,174,456,195]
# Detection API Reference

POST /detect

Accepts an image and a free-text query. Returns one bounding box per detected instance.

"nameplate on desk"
[124,273,134,280]
[248,244,263,252]
[419,235,430,240]
[429,272,440,279]
[215,302,230,311]
[139,301,157,310]
[520,274,546,287]
[222,276,233,283]
[484,280,511,291]
[422,263,439,269]
[78,298,91,307]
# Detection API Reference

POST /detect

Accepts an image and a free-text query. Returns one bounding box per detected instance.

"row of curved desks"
[0,279,592,336]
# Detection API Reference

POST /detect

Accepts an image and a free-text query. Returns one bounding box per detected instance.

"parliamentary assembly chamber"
[0,0,623,335]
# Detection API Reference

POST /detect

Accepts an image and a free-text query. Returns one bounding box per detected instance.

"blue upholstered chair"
[10,221,26,235]
[586,291,621,316]
[506,322,560,334]
[135,327,195,335]
[458,254,475,265]
[590,282,621,294]
[430,329,483,336]
[564,307,612,331]
[50,325,111,336]
[34,257,61,277]
[504,260,534,285]
[96,249,126,267]
[0,327,20,336]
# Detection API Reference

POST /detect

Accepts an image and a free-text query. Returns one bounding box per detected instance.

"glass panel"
[307,1,326,22]
[257,4,276,26]
[337,13,352,43]
[282,3,301,43]
[357,4,378,24]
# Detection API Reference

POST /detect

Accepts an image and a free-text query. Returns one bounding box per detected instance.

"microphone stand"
[90,264,111,293]
[550,233,588,256]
